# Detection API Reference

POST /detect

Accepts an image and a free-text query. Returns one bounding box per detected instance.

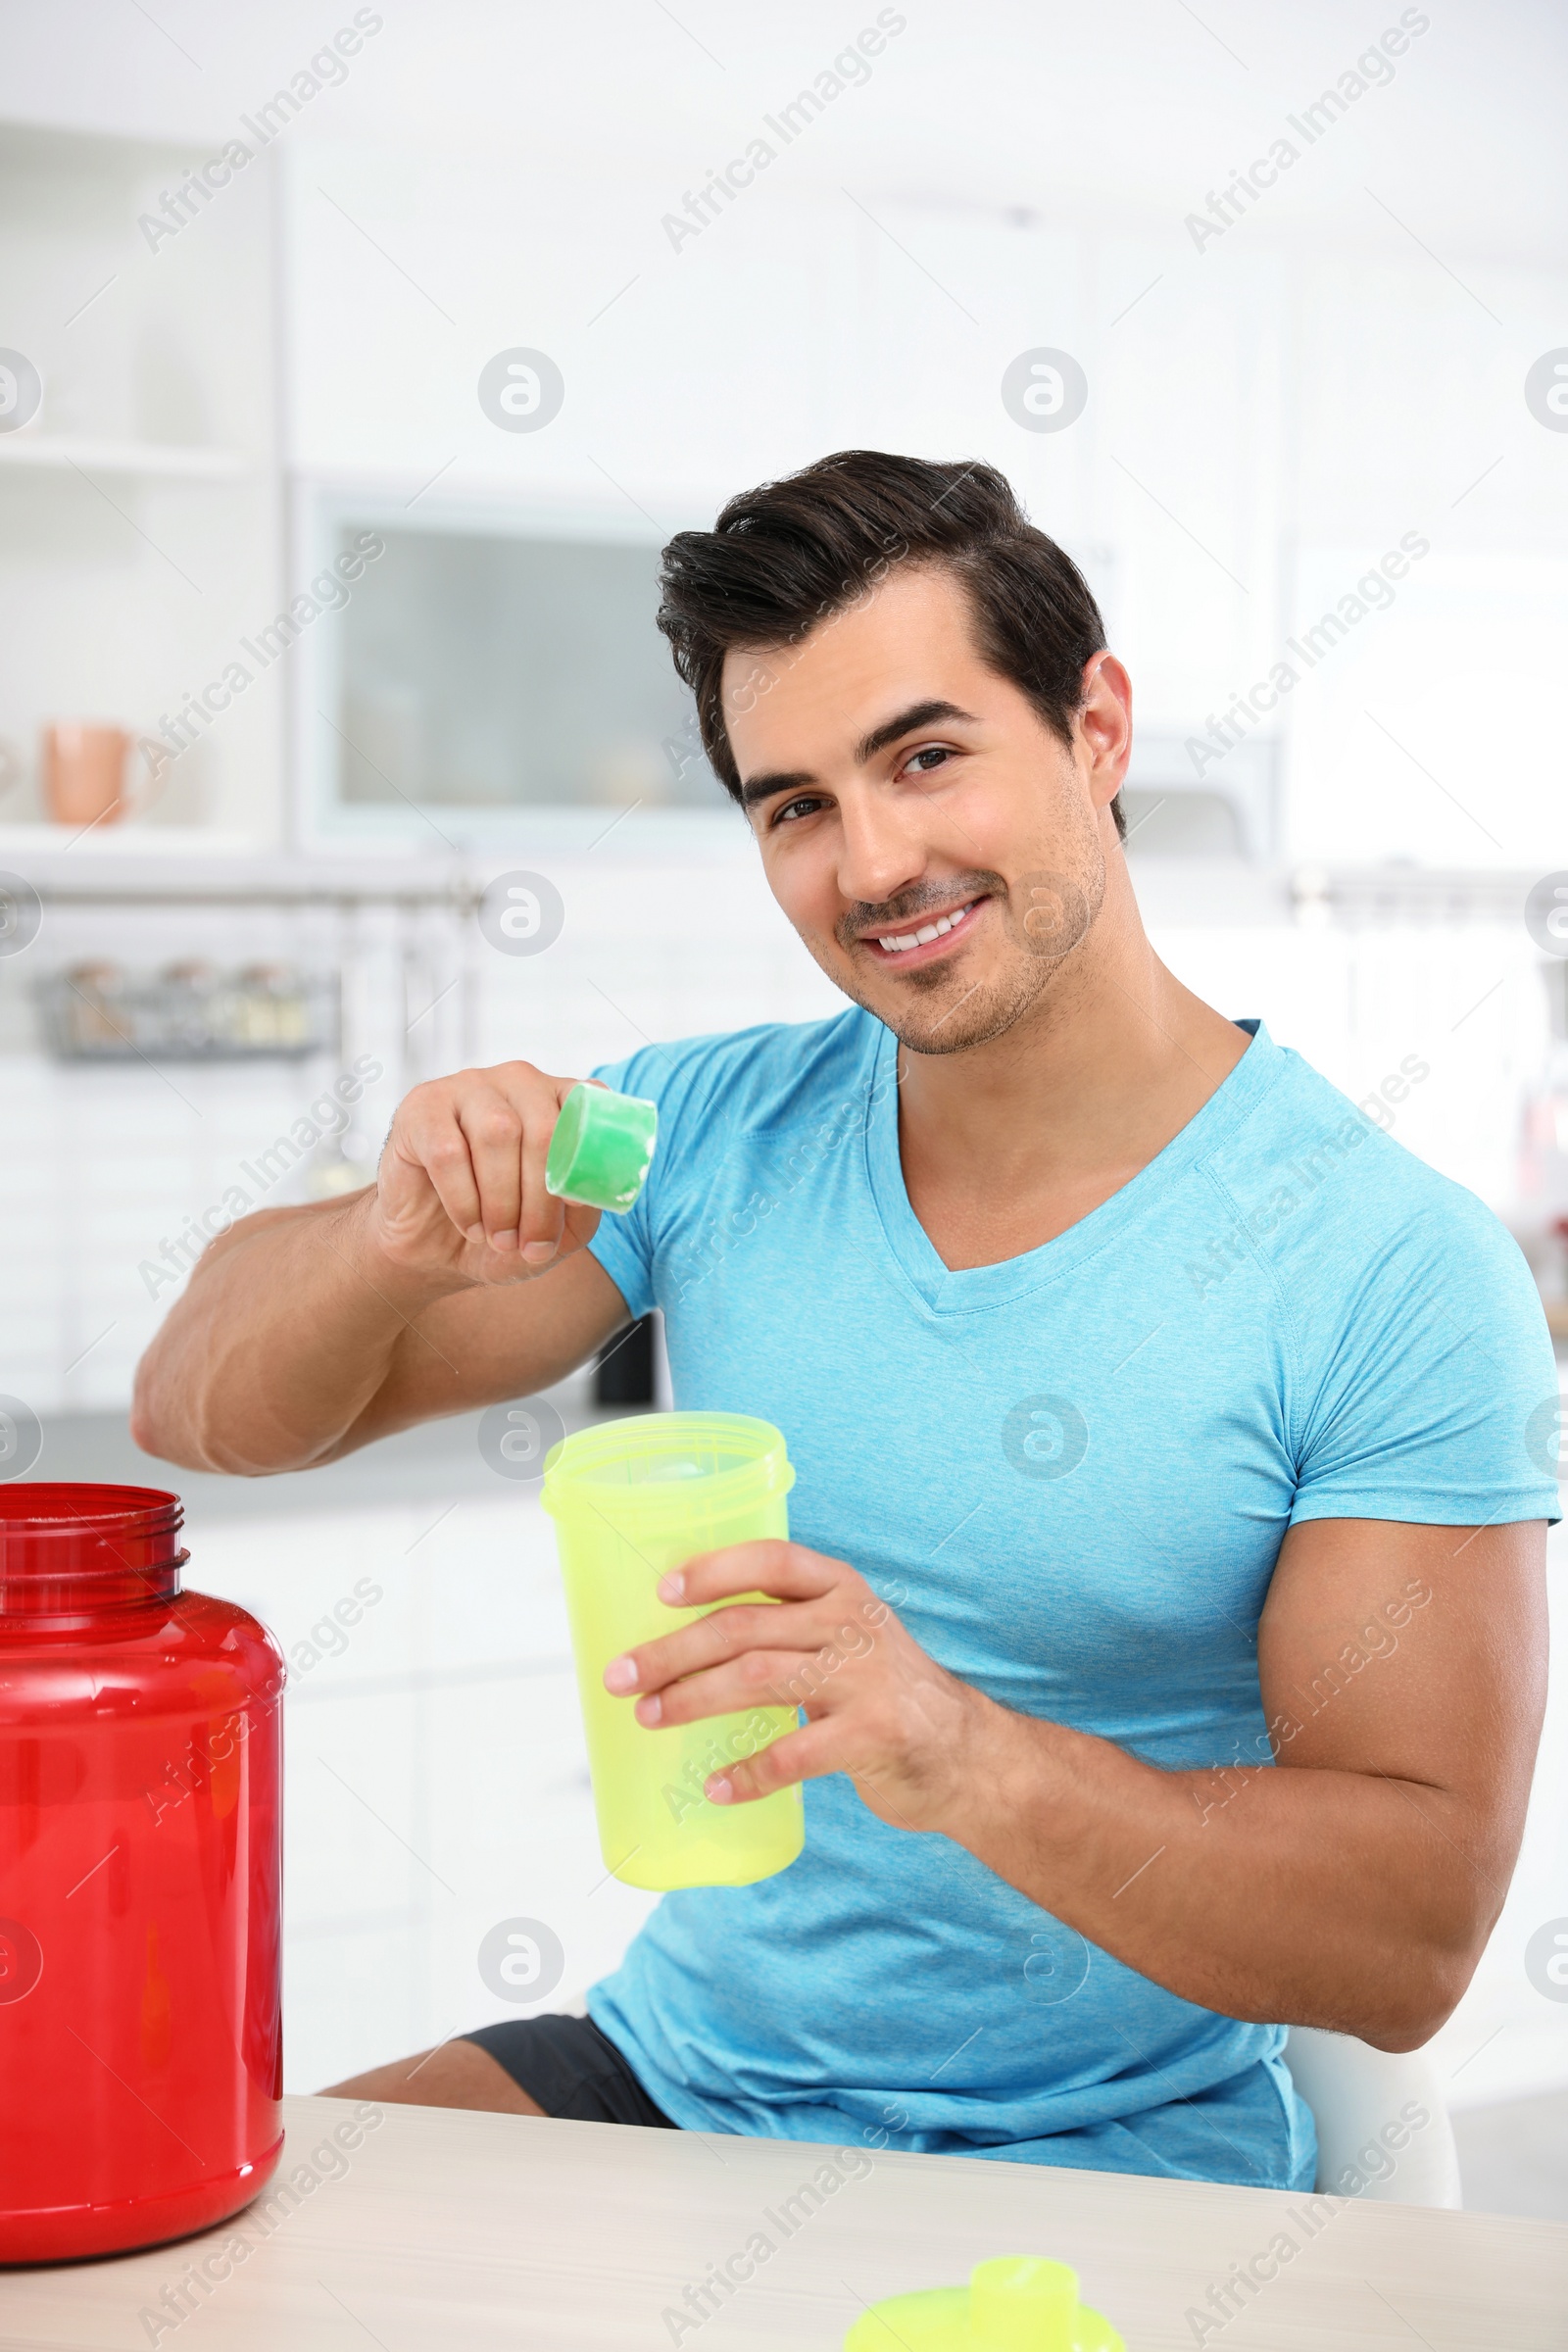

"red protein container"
[0,1484,283,2261]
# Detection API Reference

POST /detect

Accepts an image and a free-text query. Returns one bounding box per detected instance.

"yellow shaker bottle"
[541,1412,805,1890]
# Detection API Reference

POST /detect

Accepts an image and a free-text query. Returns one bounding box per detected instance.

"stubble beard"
[813,823,1108,1057]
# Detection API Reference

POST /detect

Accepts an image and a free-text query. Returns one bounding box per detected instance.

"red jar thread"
[0,1484,284,2261]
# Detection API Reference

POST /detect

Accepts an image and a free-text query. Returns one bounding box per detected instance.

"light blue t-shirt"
[583,1011,1559,2188]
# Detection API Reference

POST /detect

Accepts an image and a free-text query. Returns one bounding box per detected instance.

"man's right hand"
[367,1060,604,1289]
[132,1055,634,1474]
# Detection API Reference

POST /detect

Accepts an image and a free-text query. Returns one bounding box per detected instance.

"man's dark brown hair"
[656,449,1123,839]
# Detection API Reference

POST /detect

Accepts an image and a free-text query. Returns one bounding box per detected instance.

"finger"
[517,1071,579,1262]
[517,1194,564,1266]
[400,1101,482,1240]
[660,1540,843,1608]
[455,1084,525,1250]
[632,1646,835,1729]
[606,1599,824,1697]
[708,1717,843,1804]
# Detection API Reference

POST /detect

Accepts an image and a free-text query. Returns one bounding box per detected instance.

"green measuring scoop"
[544,1082,659,1214]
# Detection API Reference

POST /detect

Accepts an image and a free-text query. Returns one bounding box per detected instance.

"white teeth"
[875,899,975,953]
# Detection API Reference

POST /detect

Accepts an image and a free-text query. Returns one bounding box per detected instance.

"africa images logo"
[1525,1919,1568,2004]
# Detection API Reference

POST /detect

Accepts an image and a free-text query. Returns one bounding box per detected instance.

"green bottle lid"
[544,1082,659,1214]
[844,2257,1125,2352]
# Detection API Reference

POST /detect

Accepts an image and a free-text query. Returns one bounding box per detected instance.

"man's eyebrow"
[854,699,979,766]
[737,701,980,810]
[738,767,815,809]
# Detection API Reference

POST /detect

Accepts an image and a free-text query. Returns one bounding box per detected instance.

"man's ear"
[1077,653,1133,820]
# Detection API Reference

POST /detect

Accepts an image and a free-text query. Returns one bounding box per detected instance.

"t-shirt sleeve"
[1287,1187,1562,1529]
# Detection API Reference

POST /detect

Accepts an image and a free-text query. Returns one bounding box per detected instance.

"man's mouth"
[858,895,986,966]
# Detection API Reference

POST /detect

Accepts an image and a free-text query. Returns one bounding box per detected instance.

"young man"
[134,452,1558,2190]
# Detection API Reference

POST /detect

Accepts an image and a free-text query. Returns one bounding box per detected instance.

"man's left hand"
[602,1539,997,1836]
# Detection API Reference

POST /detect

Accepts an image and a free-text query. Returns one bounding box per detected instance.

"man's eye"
[771,795,822,825]
[905,745,952,776]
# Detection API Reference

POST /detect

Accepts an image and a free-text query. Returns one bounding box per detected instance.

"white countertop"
[3,2093,1565,2349]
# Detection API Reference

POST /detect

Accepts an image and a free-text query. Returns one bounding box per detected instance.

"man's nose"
[836,789,926,915]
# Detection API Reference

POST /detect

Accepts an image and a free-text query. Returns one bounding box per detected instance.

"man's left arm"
[606,1516,1547,2049]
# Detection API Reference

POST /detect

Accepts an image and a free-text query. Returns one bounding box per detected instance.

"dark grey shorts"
[463,2012,676,2129]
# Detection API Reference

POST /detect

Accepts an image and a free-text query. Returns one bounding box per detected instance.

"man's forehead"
[723,579,991,748]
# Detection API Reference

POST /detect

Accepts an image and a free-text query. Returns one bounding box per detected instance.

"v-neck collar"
[861,1016,1280,1316]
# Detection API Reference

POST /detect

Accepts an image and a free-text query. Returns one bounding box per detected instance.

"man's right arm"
[131,1060,634,1475]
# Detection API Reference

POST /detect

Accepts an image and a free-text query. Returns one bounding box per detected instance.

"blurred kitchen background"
[0,0,1565,2215]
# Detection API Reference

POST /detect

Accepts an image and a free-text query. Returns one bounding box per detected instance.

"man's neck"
[893,856,1252,1272]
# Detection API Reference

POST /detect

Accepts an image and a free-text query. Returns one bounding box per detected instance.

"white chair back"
[1284,2026,1461,2209]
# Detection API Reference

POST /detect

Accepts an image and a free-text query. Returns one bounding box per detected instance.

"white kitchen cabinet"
[0,124,284,843]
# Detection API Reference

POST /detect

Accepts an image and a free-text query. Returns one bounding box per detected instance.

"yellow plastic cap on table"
[843,2255,1125,2351]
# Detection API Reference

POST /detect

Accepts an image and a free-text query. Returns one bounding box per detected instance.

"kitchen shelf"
[0,123,281,841]
[1291,865,1544,922]
[0,824,261,858]
[0,837,483,908]
[0,436,247,480]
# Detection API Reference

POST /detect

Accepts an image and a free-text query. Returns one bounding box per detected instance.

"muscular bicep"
[1257,1515,1547,1858]
[320,1244,634,1456]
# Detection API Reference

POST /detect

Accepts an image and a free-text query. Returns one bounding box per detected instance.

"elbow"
[1351,1937,1485,2055]
[132,1352,347,1480]
[129,1359,212,1475]
[130,1342,252,1477]
[127,1396,162,1461]
[1359,2007,1452,2057]
[129,1355,178,1466]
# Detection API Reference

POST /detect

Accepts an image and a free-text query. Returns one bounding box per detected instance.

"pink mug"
[41,724,168,829]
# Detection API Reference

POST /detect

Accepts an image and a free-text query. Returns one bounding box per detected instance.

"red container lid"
[0,1483,186,1616]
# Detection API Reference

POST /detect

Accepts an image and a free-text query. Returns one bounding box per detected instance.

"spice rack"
[34,960,339,1061]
